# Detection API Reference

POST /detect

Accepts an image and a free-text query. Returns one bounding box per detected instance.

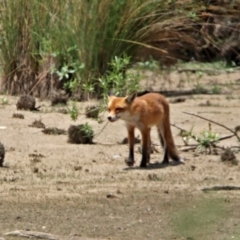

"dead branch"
[202,186,240,192]
[4,230,104,240]
[230,146,240,149]
[177,67,240,74]
[183,111,240,142]
[218,134,235,141]
[160,89,209,97]
[4,230,59,240]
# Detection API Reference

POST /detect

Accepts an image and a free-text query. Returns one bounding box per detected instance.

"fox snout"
[107,115,119,122]
[107,116,114,122]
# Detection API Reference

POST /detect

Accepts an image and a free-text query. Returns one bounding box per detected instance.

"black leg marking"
[125,144,135,166]
[140,147,148,168]
[171,155,181,162]
[160,134,164,148]
[162,147,169,164]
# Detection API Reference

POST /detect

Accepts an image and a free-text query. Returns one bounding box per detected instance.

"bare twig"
[218,134,235,141]
[171,123,186,132]
[178,145,198,151]
[94,121,109,138]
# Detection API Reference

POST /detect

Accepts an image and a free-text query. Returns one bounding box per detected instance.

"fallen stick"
[4,230,59,240]
[202,186,240,192]
[4,230,103,240]
[177,67,240,74]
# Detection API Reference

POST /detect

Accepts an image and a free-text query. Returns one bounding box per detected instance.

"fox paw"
[140,163,147,168]
[125,159,135,167]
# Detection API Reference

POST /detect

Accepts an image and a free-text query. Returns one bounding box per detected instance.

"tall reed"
[0,0,166,98]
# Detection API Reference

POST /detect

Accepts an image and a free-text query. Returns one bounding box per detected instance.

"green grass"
[172,197,228,239]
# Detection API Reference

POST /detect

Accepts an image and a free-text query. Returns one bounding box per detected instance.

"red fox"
[107,92,183,168]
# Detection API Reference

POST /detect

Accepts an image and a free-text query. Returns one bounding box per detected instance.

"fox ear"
[108,91,113,97]
[125,92,137,104]
[108,91,114,100]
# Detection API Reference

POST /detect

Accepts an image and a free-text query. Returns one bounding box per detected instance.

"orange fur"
[107,92,183,167]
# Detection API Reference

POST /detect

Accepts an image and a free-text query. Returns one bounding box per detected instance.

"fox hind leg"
[158,122,184,164]
[140,128,151,168]
[157,125,169,164]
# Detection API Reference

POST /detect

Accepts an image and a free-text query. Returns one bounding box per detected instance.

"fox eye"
[116,107,122,112]
[108,108,111,112]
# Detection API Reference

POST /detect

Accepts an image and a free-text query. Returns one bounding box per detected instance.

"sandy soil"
[0,70,240,240]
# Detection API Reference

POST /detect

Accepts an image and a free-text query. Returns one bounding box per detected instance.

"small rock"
[50,91,68,106]
[16,95,40,111]
[221,148,238,165]
[29,120,45,129]
[74,166,82,171]
[42,127,66,135]
[85,105,100,119]
[0,142,5,167]
[106,193,116,199]
[12,113,24,119]
[112,155,121,160]
[191,165,196,171]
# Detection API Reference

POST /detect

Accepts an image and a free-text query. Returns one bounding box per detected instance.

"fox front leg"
[125,125,135,166]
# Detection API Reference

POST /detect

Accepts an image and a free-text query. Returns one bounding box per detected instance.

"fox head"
[107,93,137,122]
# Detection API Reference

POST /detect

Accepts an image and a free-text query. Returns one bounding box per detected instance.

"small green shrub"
[196,130,220,152]
[99,55,142,99]
[68,123,94,144]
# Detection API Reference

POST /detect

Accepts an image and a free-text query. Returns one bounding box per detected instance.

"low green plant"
[82,83,95,100]
[211,85,221,94]
[188,11,199,20]
[56,64,74,81]
[180,126,194,145]
[99,55,142,100]
[226,95,235,100]
[196,130,220,152]
[179,124,220,154]
[68,101,79,121]
[135,59,160,71]
[193,83,208,94]
[1,97,8,105]
[51,46,85,93]
[173,197,227,239]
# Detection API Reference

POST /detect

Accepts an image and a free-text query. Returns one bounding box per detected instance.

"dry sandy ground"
[0,70,240,240]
